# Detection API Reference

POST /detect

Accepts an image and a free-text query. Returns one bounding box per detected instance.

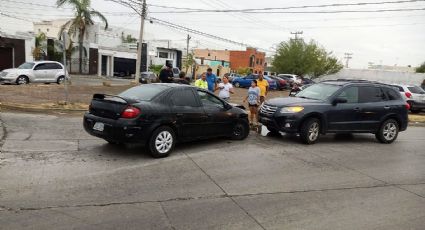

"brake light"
[405,103,411,110]
[121,106,141,119]
[405,92,412,98]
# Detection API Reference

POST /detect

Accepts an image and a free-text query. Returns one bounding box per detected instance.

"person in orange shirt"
[256,72,269,104]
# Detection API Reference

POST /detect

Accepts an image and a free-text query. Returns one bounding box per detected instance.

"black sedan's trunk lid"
[89,94,135,120]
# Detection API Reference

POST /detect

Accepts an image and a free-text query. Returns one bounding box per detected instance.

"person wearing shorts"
[244,80,261,125]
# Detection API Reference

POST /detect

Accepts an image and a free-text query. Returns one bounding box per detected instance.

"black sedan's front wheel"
[231,120,249,140]
[148,126,176,158]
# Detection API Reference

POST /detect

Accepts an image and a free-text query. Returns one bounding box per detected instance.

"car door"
[242,75,253,87]
[327,86,362,131]
[357,86,388,131]
[169,88,208,140]
[196,90,234,137]
[32,63,48,81]
[44,63,62,82]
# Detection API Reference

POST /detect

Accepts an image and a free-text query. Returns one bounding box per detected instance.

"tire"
[234,82,240,88]
[148,126,176,158]
[300,118,321,144]
[375,119,399,144]
[57,76,65,84]
[231,120,249,140]
[16,75,29,85]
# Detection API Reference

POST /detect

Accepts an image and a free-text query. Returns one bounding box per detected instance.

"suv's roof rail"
[322,79,385,84]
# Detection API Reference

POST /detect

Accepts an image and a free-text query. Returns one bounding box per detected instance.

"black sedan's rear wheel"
[375,119,399,144]
[148,126,176,158]
[231,120,249,140]
[300,118,321,144]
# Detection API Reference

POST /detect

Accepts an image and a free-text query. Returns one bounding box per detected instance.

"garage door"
[0,47,13,71]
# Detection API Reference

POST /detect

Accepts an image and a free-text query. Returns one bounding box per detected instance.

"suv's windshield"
[119,84,169,101]
[296,83,341,100]
[408,86,425,94]
[18,62,35,69]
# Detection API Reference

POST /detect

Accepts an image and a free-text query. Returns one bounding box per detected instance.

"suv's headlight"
[0,72,8,77]
[280,106,304,113]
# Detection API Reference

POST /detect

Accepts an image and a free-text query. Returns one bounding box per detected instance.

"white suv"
[0,61,69,85]
[392,84,425,113]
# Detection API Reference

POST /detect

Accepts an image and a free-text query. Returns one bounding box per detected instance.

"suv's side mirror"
[224,103,232,110]
[332,98,347,105]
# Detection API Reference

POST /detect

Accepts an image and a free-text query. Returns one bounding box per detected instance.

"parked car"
[139,72,158,84]
[268,75,288,90]
[392,84,425,113]
[264,76,278,90]
[232,74,258,88]
[259,79,409,144]
[278,74,301,86]
[83,84,250,158]
[301,78,315,85]
[0,61,69,85]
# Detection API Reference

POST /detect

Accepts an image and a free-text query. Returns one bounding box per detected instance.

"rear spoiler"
[92,94,136,104]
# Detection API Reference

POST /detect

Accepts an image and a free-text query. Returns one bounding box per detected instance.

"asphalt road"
[1,112,425,230]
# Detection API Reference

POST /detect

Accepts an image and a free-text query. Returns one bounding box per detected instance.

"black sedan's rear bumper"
[83,112,150,143]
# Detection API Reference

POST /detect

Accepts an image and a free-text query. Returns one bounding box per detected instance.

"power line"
[148,0,425,13]
[149,8,425,14]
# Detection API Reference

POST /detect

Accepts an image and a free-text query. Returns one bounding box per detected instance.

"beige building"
[194,49,230,62]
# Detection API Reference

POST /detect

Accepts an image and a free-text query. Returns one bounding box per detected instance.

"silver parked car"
[392,84,425,113]
[0,61,69,85]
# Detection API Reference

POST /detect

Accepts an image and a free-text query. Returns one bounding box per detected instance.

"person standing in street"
[206,68,217,92]
[195,72,208,89]
[257,72,269,104]
[244,80,261,126]
[216,74,234,101]
[159,64,174,83]
[177,71,190,85]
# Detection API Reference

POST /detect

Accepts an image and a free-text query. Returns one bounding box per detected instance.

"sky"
[1,0,425,68]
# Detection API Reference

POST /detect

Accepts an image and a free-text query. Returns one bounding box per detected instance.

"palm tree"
[33,32,46,60]
[57,0,108,74]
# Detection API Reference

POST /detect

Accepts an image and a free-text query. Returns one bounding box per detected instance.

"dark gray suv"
[259,80,409,144]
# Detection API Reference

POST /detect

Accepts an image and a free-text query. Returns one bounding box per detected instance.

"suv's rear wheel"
[148,126,175,158]
[376,119,399,144]
[16,76,29,85]
[300,118,320,144]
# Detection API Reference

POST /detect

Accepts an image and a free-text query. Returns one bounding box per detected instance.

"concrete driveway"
[0,112,424,229]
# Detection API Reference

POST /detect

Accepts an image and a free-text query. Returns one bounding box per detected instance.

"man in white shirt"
[216,74,234,101]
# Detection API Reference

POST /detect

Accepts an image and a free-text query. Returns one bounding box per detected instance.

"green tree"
[149,65,163,75]
[183,53,195,72]
[416,62,425,73]
[272,39,343,78]
[237,67,251,75]
[57,0,108,74]
[32,33,46,60]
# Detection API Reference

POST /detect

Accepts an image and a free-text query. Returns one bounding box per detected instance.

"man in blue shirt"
[206,68,217,92]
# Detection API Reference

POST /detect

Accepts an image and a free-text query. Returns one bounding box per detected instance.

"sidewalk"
[69,74,134,87]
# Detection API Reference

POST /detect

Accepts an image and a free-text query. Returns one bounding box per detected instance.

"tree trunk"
[78,28,85,74]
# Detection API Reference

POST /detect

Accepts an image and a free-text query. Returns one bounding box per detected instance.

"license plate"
[93,122,104,132]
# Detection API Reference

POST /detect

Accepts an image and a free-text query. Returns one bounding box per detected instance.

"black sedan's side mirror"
[332,98,348,106]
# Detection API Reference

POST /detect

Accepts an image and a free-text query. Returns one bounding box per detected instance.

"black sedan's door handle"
[353,107,361,112]
[384,106,391,110]
[176,113,183,117]
[206,113,213,117]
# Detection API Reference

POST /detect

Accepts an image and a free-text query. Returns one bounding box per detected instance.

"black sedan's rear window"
[119,85,169,101]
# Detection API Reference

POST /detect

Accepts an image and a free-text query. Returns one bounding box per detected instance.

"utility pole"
[290,31,303,41]
[186,34,191,72]
[134,0,147,84]
[62,31,69,104]
[344,53,353,68]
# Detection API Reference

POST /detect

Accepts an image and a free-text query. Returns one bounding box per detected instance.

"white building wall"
[320,69,425,85]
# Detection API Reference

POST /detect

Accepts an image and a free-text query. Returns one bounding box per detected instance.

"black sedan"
[83,84,250,158]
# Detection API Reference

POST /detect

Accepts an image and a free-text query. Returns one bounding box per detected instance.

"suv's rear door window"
[119,85,168,101]
[171,89,199,107]
[359,86,386,103]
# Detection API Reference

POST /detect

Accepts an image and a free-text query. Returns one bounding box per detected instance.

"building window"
[256,59,259,65]
[159,52,168,58]
[47,28,49,32]
[249,55,255,67]
[208,53,211,56]
[260,59,263,65]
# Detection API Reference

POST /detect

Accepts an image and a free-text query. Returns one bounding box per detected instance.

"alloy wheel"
[383,122,397,141]
[155,131,173,154]
[308,122,319,142]
[17,76,28,85]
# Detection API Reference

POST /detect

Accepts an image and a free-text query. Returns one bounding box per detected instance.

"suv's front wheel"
[300,118,321,144]
[376,119,399,144]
